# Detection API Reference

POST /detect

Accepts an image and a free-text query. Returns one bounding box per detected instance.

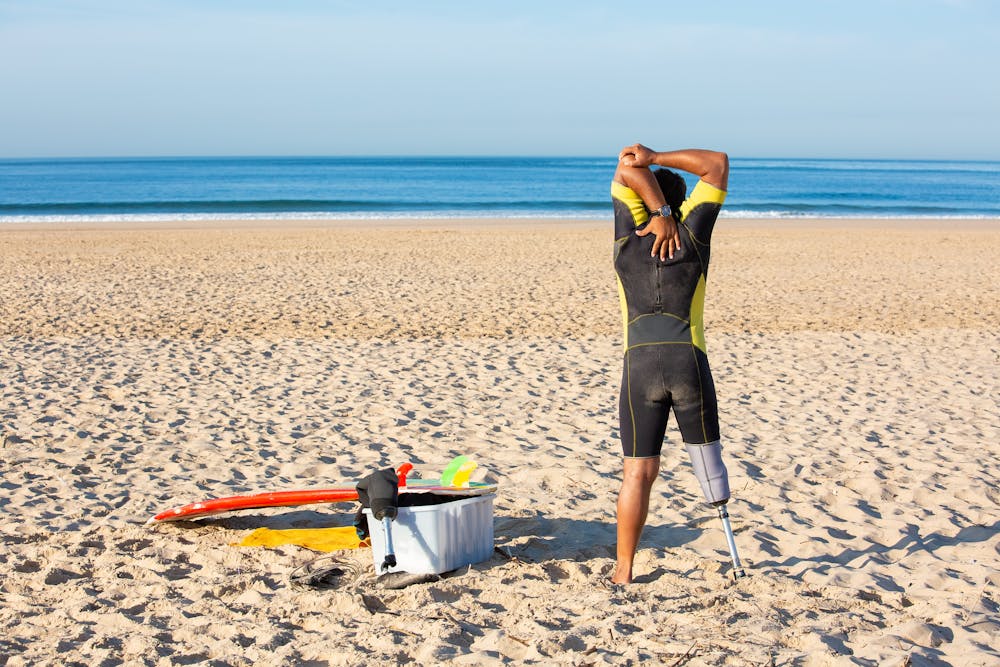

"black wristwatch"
[649,204,672,219]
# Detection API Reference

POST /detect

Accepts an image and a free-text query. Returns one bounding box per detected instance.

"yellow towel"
[236,526,370,552]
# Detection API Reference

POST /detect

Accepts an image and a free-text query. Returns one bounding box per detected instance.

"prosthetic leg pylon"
[714,501,746,579]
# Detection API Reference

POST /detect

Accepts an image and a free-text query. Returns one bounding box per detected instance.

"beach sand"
[1,218,998,665]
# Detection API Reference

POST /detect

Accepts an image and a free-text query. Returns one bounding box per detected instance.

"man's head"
[654,169,687,217]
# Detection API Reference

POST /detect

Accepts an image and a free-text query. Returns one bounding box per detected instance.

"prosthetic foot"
[686,441,746,579]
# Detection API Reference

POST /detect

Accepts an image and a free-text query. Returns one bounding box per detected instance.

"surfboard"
[150,458,495,523]
[150,480,497,523]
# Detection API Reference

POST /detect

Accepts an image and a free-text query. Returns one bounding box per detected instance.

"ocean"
[1,156,998,222]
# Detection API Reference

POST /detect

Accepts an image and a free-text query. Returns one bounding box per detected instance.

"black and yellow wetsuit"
[612,178,727,458]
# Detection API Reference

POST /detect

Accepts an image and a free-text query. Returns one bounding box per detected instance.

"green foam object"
[439,455,470,487]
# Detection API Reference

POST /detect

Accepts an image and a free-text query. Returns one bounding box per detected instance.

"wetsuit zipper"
[654,262,662,312]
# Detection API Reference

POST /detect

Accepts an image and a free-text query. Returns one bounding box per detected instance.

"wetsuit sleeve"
[679,180,726,244]
[611,181,648,239]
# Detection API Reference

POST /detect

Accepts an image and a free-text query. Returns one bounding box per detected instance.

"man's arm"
[613,160,681,260]
[619,144,729,191]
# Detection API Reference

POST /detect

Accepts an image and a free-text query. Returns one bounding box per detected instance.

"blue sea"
[1,156,998,222]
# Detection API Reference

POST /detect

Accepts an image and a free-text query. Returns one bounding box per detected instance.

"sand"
[1,218,998,666]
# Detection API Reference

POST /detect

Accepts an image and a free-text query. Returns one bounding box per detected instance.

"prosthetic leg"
[686,441,746,579]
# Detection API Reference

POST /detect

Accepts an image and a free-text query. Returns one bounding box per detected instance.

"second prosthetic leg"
[686,441,746,579]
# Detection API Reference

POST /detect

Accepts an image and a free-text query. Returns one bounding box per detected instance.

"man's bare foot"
[610,566,632,585]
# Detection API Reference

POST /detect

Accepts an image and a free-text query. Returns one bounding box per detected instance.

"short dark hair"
[653,168,687,217]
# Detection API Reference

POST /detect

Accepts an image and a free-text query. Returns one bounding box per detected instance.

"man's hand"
[618,143,657,168]
[635,214,681,260]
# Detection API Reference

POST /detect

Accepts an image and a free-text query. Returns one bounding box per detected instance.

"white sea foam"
[2,211,998,224]
[718,210,999,220]
[0,211,601,224]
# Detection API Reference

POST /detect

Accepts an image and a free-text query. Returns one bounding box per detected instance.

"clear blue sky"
[1,0,997,159]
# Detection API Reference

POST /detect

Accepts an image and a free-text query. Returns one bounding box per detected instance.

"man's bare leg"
[611,456,660,584]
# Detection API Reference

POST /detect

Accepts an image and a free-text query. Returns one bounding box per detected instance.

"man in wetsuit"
[610,143,736,584]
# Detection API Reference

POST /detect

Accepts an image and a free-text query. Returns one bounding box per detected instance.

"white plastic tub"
[363,494,495,575]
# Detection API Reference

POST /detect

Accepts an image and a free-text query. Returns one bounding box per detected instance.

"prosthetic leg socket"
[685,440,730,504]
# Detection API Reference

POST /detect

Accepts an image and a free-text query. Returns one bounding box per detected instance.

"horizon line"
[2,154,998,163]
